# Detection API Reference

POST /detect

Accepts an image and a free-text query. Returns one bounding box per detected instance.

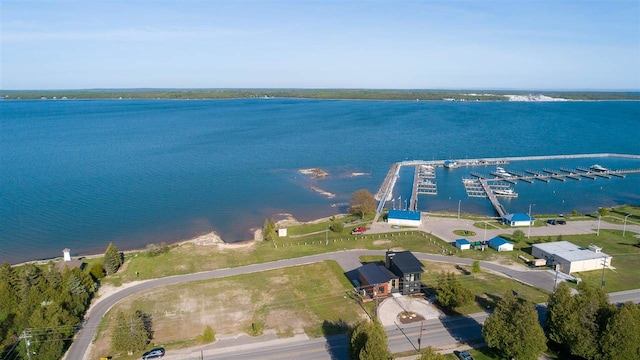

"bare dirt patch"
[373,240,392,246]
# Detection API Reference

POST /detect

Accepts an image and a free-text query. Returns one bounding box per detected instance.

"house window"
[378,286,385,294]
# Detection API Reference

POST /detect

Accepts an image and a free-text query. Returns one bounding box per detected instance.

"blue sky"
[1,0,639,90]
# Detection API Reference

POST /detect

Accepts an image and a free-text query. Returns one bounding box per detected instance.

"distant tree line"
[3,89,638,101]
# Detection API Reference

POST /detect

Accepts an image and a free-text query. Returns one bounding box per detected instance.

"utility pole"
[457,200,461,219]
[20,329,32,360]
[623,214,631,237]
[484,222,487,241]
[601,256,608,289]
[553,255,559,290]
[418,320,424,351]
[597,215,601,236]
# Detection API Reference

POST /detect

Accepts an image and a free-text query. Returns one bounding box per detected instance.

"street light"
[597,215,601,236]
[527,204,535,239]
[623,214,631,237]
[457,200,461,219]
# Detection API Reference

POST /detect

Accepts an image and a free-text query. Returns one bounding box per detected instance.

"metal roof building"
[387,210,422,227]
[502,213,534,227]
[488,236,514,252]
[532,241,612,274]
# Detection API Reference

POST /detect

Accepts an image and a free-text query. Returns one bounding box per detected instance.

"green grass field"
[92,261,366,359]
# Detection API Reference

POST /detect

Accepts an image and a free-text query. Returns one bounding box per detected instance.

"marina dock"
[375,153,640,219]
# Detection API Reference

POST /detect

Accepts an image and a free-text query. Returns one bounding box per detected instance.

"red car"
[351,227,367,235]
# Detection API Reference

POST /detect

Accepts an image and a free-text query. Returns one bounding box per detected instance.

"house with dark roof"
[356,263,399,298]
[385,250,423,295]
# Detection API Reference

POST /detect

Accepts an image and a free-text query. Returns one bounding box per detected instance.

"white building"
[455,239,471,250]
[502,213,534,227]
[532,241,612,274]
[488,236,514,252]
[387,210,421,227]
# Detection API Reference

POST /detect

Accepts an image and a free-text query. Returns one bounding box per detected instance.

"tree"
[482,293,546,360]
[512,229,525,243]
[104,242,123,275]
[263,218,276,241]
[546,282,611,359]
[546,282,575,351]
[330,220,344,233]
[418,346,446,360]
[471,261,481,274]
[599,302,640,360]
[598,207,608,217]
[111,310,152,354]
[349,189,376,219]
[348,320,392,360]
[435,272,473,310]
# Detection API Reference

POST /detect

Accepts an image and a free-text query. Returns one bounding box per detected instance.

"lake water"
[1,99,639,263]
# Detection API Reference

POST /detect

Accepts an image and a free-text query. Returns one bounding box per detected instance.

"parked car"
[142,348,165,359]
[557,220,566,225]
[547,219,556,225]
[351,227,366,235]
[456,350,474,360]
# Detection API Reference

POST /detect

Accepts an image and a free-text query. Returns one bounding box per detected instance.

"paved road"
[65,217,640,360]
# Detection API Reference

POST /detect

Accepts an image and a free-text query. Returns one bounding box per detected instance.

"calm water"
[1,99,639,263]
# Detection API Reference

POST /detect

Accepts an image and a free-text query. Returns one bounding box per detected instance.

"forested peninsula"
[2,89,639,101]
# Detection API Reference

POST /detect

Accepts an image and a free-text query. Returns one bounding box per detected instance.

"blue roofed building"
[502,212,534,227]
[455,238,471,250]
[387,210,422,227]
[488,236,514,252]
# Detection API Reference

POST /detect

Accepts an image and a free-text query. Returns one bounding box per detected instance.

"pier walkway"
[479,179,507,217]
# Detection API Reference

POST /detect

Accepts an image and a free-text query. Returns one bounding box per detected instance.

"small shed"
[387,210,421,227]
[488,236,514,252]
[455,238,471,250]
[502,213,534,227]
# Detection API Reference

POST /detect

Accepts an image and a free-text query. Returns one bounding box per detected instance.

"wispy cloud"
[1,26,270,43]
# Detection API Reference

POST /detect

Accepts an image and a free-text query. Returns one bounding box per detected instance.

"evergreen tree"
[104,242,123,275]
[111,310,151,353]
[471,261,481,274]
[436,272,473,310]
[263,218,276,241]
[482,293,546,360]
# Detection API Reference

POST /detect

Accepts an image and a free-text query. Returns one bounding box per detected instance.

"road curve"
[64,249,635,360]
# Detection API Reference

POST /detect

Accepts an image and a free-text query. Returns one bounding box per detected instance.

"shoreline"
[7,212,346,267]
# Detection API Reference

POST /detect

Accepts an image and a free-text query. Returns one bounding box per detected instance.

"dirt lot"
[90,261,367,358]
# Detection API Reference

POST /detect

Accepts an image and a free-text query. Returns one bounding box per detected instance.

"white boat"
[495,167,512,177]
[444,160,457,168]
[494,189,517,196]
[589,164,608,172]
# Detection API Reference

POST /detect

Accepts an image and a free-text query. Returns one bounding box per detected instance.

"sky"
[1,0,639,90]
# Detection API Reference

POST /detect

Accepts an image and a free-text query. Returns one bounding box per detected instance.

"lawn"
[105,226,454,285]
[91,260,367,360]
[418,262,549,314]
